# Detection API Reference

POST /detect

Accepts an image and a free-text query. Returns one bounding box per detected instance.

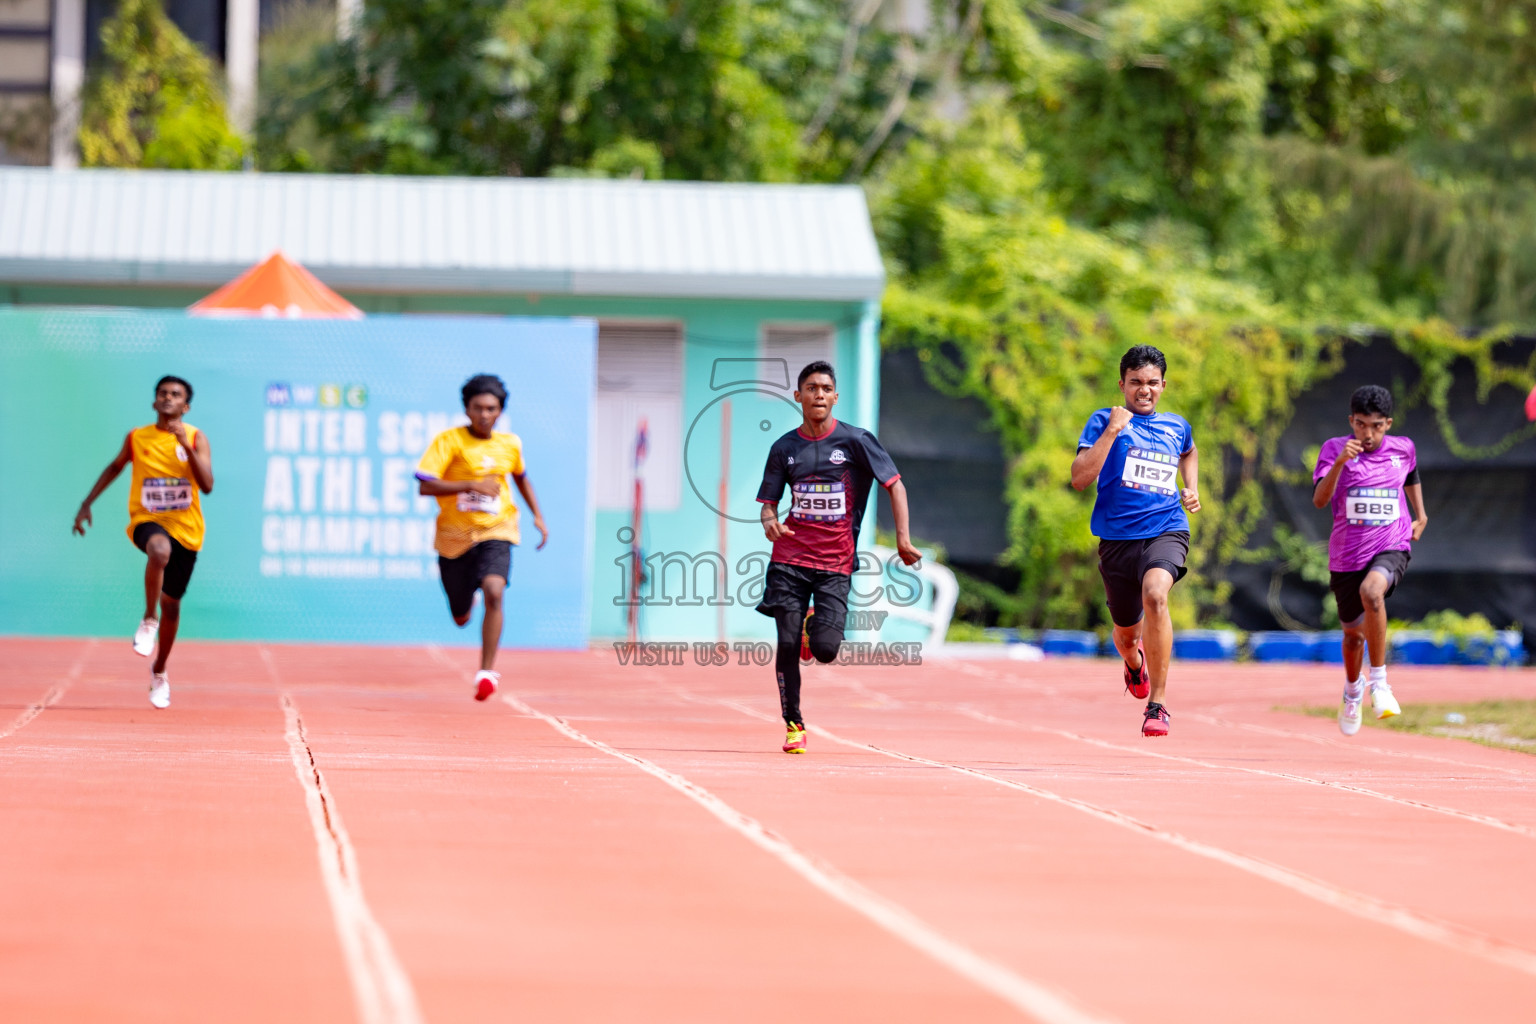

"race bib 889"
[1345,487,1400,526]
[141,477,192,512]
[790,481,847,520]
[1120,447,1179,497]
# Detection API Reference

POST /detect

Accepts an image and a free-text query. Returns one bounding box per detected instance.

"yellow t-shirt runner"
[126,423,206,551]
[415,427,526,558]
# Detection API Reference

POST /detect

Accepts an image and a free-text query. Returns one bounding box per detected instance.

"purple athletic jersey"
[1313,434,1417,571]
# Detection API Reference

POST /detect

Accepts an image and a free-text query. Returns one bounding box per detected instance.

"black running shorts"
[755,561,852,637]
[132,522,198,600]
[1097,531,1190,628]
[439,540,512,621]
[1330,549,1410,624]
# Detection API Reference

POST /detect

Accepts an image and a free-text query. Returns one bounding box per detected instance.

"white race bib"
[141,477,192,512]
[456,490,502,515]
[1345,487,1400,526]
[790,481,847,521]
[1120,447,1179,496]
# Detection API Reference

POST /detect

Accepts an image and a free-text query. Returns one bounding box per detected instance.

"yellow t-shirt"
[126,423,205,551]
[415,427,526,558]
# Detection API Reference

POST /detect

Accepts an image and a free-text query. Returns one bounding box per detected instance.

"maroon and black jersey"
[755,418,901,574]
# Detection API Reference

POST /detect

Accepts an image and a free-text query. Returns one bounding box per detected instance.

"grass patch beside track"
[1289,700,1536,756]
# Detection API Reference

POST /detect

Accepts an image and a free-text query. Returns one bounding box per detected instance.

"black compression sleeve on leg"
[775,612,804,725]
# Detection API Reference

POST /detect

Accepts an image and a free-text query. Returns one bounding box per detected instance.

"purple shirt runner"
[1313,434,1417,571]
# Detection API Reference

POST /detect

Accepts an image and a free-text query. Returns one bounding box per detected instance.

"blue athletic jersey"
[1077,409,1194,540]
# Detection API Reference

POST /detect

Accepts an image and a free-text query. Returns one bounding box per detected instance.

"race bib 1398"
[1120,447,1179,496]
[1345,487,1400,526]
[790,481,847,520]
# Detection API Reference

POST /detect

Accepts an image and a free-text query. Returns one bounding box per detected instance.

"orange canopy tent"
[189,251,363,319]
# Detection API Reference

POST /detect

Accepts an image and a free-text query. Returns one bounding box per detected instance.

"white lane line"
[498,689,1118,1024]
[0,640,96,740]
[1182,711,1536,779]
[949,706,1536,841]
[266,652,424,1024]
[752,709,1536,980]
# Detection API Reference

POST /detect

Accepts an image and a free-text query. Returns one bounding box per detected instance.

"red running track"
[2,636,1536,1023]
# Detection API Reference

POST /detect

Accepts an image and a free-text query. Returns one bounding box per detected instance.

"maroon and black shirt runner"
[755,419,901,574]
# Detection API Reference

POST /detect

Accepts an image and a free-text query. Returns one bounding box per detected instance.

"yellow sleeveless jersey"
[415,427,526,558]
[126,423,205,551]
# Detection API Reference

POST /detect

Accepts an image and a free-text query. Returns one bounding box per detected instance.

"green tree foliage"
[79,0,244,170]
[251,0,1536,628]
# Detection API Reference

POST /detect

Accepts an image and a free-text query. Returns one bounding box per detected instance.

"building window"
[761,324,835,390]
[595,321,683,511]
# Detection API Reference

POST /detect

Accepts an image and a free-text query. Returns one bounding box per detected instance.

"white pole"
[337,0,363,40]
[50,0,86,169]
[226,0,259,136]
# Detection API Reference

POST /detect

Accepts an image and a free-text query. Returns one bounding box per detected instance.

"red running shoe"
[474,670,500,702]
[1123,641,1150,700]
[783,722,807,754]
[800,607,815,663]
[1142,701,1170,737]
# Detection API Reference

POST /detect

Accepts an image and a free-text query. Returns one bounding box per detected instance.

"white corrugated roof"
[0,168,885,301]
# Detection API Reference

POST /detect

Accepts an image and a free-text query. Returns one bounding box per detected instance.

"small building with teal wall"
[0,168,925,643]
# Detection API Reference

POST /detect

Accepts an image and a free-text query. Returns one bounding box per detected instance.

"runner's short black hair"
[461,373,508,409]
[1350,385,1393,418]
[156,375,193,404]
[1119,346,1167,380]
[797,360,836,389]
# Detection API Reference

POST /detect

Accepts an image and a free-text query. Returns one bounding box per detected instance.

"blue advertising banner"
[0,309,595,648]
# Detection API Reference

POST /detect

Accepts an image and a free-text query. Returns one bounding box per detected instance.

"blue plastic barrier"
[1314,631,1345,663]
[1391,631,1458,665]
[1458,631,1526,666]
[1039,630,1100,657]
[1249,631,1321,662]
[1173,629,1238,661]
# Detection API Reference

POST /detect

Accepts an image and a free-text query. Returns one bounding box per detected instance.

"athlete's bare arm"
[418,477,500,497]
[1312,438,1364,507]
[884,479,922,566]
[761,501,794,541]
[1070,407,1133,490]
[1178,446,1201,513]
[73,432,134,536]
[168,423,215,493]
[1405,481,1429,540]
[511,471,549,550]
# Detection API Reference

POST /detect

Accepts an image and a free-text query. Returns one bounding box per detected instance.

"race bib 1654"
[141,477,192,512]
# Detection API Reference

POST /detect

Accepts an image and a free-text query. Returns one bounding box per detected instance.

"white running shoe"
[1339,690,1363,736]
[149,671,171,709]
[132,618,159,657]
[1371,682,1401,720]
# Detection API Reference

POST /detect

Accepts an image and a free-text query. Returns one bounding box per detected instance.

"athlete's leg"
[774,612,805,724]
[1140,568,1176,704]
[806,574,851,665]
[1359,570,1392,670]
[142,533,171,620]
[152,594,180,674]
[1110,623,1143,669]
[479,574,505,672]
[1341,614,1367,682]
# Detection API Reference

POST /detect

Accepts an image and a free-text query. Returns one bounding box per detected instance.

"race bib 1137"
[1120,447,1179,496]
[141,477,192,512]
[1345,487,1400,526]
[790,481,847,521]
